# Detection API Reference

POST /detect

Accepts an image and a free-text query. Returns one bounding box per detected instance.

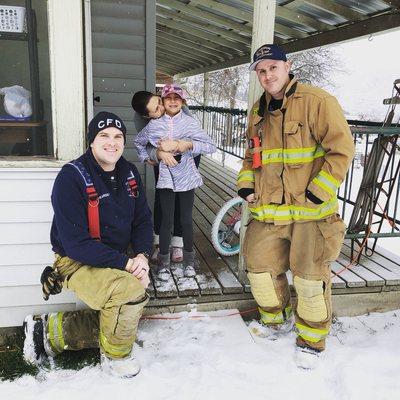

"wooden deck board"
[330,261,366,288]
[331,274,347,289]
[374,245,400,268]
[341,244,400,285]
[148,156,400,311]
[147,280,156,299]
[192,248,223,295]
[199,163,238,193]
[151,269,179,298]
[337,252,385,287]
[201,156,239,181]
[200,169,237,198]
[348,241,400,277]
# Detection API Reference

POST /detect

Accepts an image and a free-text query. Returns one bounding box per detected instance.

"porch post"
[48,0,86,160]
[203,72,210,128]
[238,0,276,283]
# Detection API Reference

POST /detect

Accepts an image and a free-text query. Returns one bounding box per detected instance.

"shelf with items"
[0,0,46,156]
[0,31,28,40]
[0,120,46,128]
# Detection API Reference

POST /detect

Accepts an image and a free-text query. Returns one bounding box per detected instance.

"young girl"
[134,84,216,279]
[131,90,202,264]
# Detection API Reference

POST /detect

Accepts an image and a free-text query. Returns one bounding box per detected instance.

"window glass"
[0,0,52,157]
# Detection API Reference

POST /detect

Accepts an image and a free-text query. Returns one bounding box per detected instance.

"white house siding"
[0,169,77,328]
[91,0,150,167]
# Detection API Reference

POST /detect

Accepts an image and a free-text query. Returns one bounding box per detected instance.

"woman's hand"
[158,139,179,152]
[177,140,193,153]
[157,150,178,167]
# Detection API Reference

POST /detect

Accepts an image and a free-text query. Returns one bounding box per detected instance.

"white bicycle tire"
[211,196,243,256]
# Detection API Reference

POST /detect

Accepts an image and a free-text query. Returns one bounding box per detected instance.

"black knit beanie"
[88,111,127,145]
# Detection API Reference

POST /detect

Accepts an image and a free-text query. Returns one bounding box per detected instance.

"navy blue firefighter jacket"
[50,149,153,270]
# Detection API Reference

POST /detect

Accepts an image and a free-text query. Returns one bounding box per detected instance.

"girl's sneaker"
[151,245,160,263]
[183,250,197,277]
[156,253,171,281]
[171,246,183,263]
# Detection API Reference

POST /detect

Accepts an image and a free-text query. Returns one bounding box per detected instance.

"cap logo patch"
[97,119,122,129]
[255,46,272,58]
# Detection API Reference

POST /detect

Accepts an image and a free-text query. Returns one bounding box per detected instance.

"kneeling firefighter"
[23,112,153,378]
[237,44,355,365]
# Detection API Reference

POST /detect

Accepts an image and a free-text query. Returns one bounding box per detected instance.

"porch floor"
[147,156,400,315]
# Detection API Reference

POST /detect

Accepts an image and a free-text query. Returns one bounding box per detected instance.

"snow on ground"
[1,308,400,400]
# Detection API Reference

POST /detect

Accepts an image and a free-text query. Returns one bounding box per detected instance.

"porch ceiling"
[155,0,400,79]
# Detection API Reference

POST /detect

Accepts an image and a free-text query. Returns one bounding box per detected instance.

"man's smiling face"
[90,127,124,171]
[255,59,291,99]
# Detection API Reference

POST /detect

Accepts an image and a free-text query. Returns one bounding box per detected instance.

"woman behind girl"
[134,84,216,280]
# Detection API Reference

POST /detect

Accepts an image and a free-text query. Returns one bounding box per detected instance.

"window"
[0,0,52,157]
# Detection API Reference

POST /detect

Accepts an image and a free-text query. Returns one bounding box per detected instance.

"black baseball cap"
[249,44,287,71]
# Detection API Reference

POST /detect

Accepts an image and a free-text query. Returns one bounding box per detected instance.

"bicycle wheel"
[211,196,243,256]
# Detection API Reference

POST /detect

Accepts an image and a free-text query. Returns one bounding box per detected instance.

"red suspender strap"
[127,171,139,198]
[68,161,101,241]
[86,186,101,241]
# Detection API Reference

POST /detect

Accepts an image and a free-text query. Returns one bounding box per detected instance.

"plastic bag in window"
[0,85,32,118]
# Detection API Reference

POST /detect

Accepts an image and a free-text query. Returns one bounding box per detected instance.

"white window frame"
[0,0,86,168]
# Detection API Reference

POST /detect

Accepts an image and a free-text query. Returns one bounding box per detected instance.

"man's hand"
[41,266,63,301]
[246,193,255,203]
[157,150,178,167]
[126,254,149,278]
[145,159,156,166]
[125,255,150,289]
[158,139,179,152]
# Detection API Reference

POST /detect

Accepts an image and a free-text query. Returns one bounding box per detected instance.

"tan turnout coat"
[237,77,355,224]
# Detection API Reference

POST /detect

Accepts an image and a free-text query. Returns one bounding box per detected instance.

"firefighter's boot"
[294,344,322,370]
[250,305,294,340]
[100,352,141,378]
[23,314,55,364]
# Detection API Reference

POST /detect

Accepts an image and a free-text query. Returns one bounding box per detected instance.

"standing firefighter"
[238,44,355,368]
[23,112,153,378]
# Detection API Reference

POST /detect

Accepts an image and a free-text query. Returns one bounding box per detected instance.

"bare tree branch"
[182,47,345,108]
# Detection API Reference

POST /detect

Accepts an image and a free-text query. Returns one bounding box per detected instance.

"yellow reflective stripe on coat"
[296,323,329,343]
[237,170,255,183]
[249,196,338,222]
[311,170,340,196]
[259,305,293,324]
[261,145,325,165]
[48,312,65,354]
[99,330,132,359]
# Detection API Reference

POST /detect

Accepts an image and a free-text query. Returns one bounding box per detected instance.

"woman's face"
[146,95,165,119]
[163,93,183,116]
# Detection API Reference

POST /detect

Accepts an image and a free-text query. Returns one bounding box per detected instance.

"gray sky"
[329,28,400,122]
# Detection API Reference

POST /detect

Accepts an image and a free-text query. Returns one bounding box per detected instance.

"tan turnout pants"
[45,255,148,359]
[243,214,346,351]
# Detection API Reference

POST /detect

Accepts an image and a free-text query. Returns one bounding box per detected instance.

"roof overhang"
[155,0,400,79]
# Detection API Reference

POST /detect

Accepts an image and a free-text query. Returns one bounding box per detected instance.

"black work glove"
[238,188,255,201]
[40,266,63,301]
[305,189,323,205]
